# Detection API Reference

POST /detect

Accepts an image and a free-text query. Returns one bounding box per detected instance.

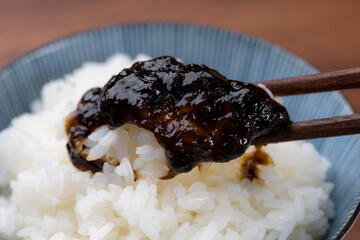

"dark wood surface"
[1,0,359,238]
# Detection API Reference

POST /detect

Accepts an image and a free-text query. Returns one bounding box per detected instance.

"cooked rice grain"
[0,54,334,240]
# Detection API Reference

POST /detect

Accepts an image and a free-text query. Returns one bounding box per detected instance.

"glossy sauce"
[65,88,106,172]
[65,56,290,177]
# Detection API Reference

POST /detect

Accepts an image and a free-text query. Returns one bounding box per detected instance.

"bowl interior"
[0,23,359,239]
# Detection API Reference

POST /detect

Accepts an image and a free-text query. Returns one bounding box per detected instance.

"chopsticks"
[253,67,360,144]
[253,114,360,145]
[257,67,360,96]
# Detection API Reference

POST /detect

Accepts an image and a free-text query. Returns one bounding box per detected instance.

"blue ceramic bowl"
[0,23,359,240]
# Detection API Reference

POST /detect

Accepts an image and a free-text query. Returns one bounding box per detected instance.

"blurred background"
[1,0,359,238]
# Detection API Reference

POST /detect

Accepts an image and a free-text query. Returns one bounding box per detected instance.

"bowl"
[0,23,359,240]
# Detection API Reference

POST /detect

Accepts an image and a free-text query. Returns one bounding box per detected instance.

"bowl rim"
[0,21,358,240]
[1,21,319,79]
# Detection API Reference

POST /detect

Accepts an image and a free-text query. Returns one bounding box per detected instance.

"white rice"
[0,54,334,240]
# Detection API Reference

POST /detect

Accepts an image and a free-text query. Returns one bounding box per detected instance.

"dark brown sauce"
[65,88,106,172]
[65,56,290,177]
[240,145,273,181]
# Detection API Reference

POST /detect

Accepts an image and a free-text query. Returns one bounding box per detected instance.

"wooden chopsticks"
[253,67,360,144]
[257,67,360,96]
[253,114,360,145]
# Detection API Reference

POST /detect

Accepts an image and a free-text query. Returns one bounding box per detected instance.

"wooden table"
[1,0,359,238]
